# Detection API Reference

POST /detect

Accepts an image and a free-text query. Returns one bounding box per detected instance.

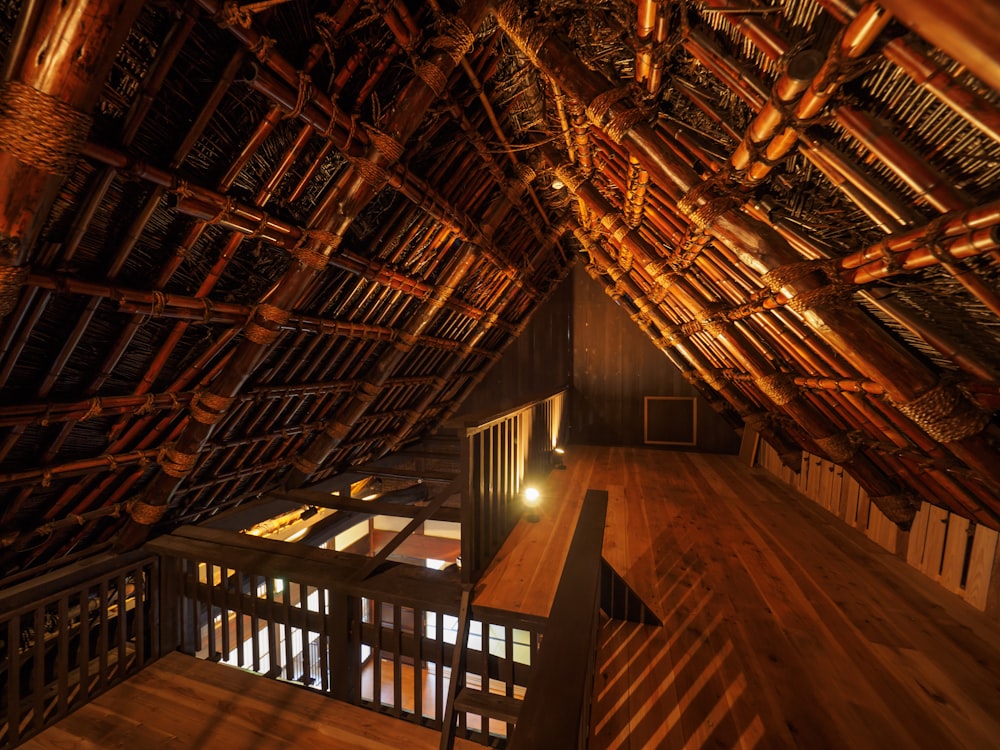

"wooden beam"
[509,490,608,750]
[270,489,461,523]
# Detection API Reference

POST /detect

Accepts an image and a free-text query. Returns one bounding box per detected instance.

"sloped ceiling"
[0,0,999,578]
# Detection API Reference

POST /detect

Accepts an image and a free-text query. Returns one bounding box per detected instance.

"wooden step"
[453,687,523,725]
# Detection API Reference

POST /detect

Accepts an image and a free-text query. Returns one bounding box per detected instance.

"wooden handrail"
[509,489,608,749]
[460,387,569,435]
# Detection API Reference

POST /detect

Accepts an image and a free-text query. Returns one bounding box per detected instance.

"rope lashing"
[755,373,799,406]
[429,15,476,64]
[0,264,29,317]
[814,432,857,463]
[0,81,92,176]
[157,446,199,478]
[892,381,992,443]
[126,498,169,526]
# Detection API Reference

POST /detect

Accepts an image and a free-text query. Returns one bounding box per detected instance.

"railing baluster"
[300,583,311,686]
[318,587,329,692]
[219,567,231,661]
[392,603,403,717]
[79,585,91,703]
[116,572,127,678]
[250,573,261,672]
[373,598,383,708]
[265,577,277,676]
[283,578,294,681]
[57,595,70,717]
[97,579,109,693]
[134,565,146,669]
[7,615,21,745]
[31,605,44,733]
[414,605,424,723]
[205,564,217,660]
[234,571,245,668]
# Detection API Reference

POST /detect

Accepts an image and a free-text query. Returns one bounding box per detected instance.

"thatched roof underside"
[1,0,999,578]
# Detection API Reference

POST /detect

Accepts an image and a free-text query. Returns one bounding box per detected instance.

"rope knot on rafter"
[429,14,476,64]
[126,497,169,526]
[158,445,199,478]
[813,432,857,463]
[891,381,992,444]
[869,493,918,528]
[0,81,92,176]
[759,259,853,312]
[493,0,547,67]
[755,372,799,406]
[677,176,745,231]
[0,263,29,317]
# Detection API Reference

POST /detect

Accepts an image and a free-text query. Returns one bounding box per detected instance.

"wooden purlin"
[497,3,1000,502]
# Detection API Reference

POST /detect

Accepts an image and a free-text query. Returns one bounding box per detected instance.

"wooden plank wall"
[571,264,740,452]
[757,442,1000,612]
[458,275,572,417]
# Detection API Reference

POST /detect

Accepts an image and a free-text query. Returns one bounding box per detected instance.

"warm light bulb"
[523,487,540,508]
[551,179,565,190]
[554,447,565,454]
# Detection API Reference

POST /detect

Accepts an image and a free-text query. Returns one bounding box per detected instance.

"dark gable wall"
[457,272,573,418]
[571,263,739,452]
[458,262,740,453]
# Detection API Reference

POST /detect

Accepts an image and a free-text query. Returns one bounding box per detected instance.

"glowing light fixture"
[523,486,540,508]
[551,178,565,190]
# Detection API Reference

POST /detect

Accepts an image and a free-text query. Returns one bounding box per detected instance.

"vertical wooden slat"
[436,610,445,728]
[234,571,245,668]
[97,579,109,692]
[265,577,278,675]
[56,596,69,717]
[964,525,999,610]
[7,615,21,745]
[414,605,424,723]
[205,564,217,660]
[300,582,311,686]
[79,584,91,703]
[134,565,147,669]
[149,558,161,661]
[283,578,294,680]
[393,603,403,717]
[219,567,231,661]
[318,587,329,692]
[373,599,383,708]
[32,605,45,732]
[479,616,490,745]
[250,573,261,672]
[116,572,128,678]
[504,623,515,738]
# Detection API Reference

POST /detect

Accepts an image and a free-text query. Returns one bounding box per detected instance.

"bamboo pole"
[113,0,493,551]
[495,3,999,492]
[284,167,533,486]
[0,0,142,317]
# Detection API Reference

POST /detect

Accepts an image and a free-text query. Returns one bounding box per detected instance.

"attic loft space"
[4,0,1000,747]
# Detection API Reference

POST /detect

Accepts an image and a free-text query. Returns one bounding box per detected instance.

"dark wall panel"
[571,263,739,453]
[457,274,573,418]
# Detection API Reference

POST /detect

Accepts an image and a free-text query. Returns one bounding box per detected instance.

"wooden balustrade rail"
[0,551,159,749]
[459,389,568,584]
[508,489,608,750]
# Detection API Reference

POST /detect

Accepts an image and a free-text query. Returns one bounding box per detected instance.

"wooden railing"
[151,527,542,744]
[509,490,608,749]
[0,551,159,749]
[459,389,568,584]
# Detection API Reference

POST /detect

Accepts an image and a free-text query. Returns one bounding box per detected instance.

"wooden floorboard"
[21,652,479,750]
[580,447,1000,750]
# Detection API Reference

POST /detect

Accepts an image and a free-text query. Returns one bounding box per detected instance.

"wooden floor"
[579,446,1000,750]
[21,651,478,750]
